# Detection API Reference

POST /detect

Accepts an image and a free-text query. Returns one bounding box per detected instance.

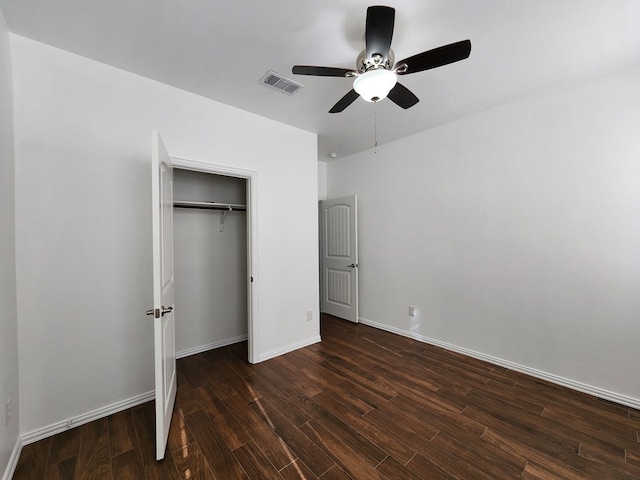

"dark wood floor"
[13,314,640,479]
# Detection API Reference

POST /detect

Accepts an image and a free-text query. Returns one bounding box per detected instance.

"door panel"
[321,195,358,322]
[151,130,177,460]
[327,269,351,306]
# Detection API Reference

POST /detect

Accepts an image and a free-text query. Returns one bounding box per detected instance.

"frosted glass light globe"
[353,69,398,102]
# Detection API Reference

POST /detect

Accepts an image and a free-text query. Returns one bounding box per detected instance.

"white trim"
[171,155,259,364]
[19,390,154,447]
[176,335,248,359]
[171,156,256,178]
[3,390,154,478]
[358,317,640,411]
[3,330,311,477]
[2,437,22,480]
[5,334,244,478]
[258,336,322,363]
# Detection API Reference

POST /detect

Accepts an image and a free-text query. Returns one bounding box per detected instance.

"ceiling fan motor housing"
[357,49,395,73]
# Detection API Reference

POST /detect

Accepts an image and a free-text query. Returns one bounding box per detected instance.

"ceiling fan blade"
[329,89,360,113]
[292,66,356,77]
[365,6,395,62]
[396,40,471,75]
[387,83,419,109]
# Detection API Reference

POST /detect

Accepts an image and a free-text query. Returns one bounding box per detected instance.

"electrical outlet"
[5,397,11,425]
[408,305,416,317]
[306,310,313,322]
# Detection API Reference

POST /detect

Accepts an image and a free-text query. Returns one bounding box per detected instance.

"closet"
[172,168,248,357]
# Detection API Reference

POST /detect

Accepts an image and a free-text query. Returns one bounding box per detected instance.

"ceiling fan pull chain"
[374,108,378,154]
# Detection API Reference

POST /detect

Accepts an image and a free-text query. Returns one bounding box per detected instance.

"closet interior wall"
[173,168,248,356]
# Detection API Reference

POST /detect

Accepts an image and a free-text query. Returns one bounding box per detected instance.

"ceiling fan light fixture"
[291,6,471,113]
[353,69,397,102]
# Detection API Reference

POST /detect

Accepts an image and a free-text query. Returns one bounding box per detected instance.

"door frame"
[171,155,259,364]
[320,195,359,323]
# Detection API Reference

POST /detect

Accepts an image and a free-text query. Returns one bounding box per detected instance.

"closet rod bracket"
[219,205,233,232]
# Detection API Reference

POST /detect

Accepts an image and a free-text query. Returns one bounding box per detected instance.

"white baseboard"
[19,390,154,448]
[258,335,322,362]
[4,390,153,479]
[3,333,320,479]
[358,317,640,411]
[15,339,245,452]
[176,335,248,359]
[2,437,22,480]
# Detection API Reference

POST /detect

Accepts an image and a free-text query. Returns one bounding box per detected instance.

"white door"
[149,130,177,460]
[321,195,358,322]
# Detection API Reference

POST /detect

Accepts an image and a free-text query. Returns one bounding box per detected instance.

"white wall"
[327,65,640,405]
[318,161,327,200]
[12,35,319,435]
[173,170,247,354]
[0,8,19,476]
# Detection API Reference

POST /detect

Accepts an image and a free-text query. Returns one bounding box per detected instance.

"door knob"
[146,306,172,318]
[347,263,358,268]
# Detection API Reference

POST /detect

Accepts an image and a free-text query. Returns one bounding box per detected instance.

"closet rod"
[173,200,246,211]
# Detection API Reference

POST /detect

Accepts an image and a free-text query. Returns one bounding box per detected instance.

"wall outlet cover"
[5,397,11,425]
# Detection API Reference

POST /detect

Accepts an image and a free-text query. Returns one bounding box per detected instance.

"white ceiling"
[2,0,640,160]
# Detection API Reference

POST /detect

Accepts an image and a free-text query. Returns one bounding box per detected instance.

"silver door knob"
[347,263,358,268]
[161,306,173,316]
[146,309,155,316]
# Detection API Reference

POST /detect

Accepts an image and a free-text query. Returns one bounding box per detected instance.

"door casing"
[171,155,259,364]
[320,195,359,323]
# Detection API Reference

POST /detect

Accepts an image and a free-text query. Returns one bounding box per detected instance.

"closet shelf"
[174,200,246,211]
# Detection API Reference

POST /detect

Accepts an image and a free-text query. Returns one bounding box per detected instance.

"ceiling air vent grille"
[259,71,304,95]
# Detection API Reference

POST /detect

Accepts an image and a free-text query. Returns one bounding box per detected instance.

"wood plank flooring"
[13,314,640,479]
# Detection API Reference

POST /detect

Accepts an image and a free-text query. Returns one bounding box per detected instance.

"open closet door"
[321,195,359,322]
[148,130,177,460]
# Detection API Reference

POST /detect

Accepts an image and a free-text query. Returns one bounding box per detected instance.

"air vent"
[259,71,304,95]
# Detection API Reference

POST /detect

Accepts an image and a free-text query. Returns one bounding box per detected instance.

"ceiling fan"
[292,6,471,113]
